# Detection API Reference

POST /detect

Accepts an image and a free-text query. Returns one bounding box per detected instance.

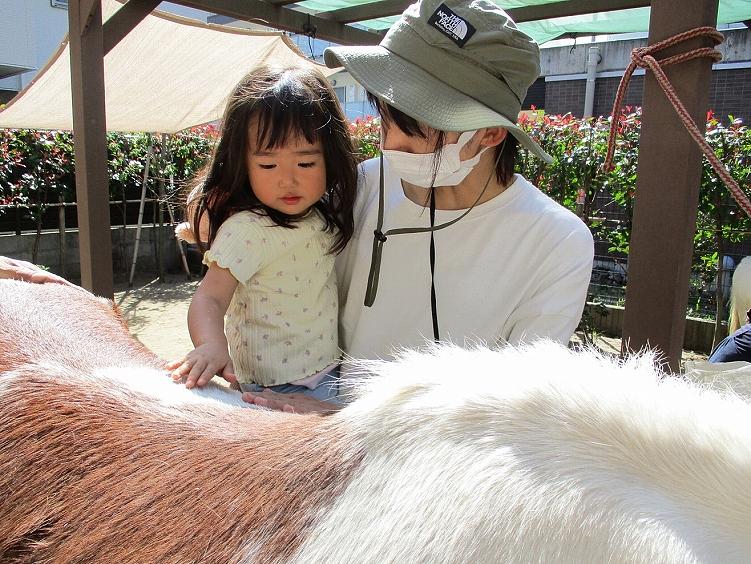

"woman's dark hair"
[189,65,357,254]
[367,93,518,187]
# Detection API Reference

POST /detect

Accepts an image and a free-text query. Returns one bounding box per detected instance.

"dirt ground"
[115,274,708,367]
[114,273,200,362]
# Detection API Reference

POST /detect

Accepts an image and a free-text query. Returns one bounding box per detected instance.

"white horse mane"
[294,341,751,563]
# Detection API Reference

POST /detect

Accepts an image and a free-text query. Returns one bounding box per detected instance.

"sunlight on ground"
[114,274,199,361]
[114,274,707,369]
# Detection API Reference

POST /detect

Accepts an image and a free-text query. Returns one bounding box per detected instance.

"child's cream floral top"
[203,210,338,386]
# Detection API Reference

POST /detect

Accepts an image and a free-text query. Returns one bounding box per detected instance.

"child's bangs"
[253,92,329,151]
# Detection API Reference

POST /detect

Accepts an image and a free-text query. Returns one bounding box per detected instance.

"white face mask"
[382,130,489,187]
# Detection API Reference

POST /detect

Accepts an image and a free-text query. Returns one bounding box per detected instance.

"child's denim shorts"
[239,365,341,403]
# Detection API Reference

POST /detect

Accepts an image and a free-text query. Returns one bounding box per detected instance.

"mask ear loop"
[364,136,507,309]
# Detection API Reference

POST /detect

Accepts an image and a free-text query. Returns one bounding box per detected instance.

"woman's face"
[381,121,479,159]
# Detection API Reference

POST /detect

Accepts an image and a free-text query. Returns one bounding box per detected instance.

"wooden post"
[68,0,113,297]
[621,0,719,371]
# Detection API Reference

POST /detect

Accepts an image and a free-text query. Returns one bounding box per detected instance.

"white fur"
[5,337,751,561]
[685,359,751,401]
[0,362,252,411]
[0,365,13,398]
[294,341,751,563]
[94,366,252,409]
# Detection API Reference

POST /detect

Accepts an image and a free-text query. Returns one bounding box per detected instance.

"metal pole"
[129,137,153,286]
[163,135,192,279]
[583,46,600,118]
[58,195,66,278]
[156,133,167,283]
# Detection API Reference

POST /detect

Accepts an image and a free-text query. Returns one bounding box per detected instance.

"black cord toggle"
[302,13,317,37]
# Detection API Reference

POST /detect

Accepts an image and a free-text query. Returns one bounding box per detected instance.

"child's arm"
[168,263,238,389]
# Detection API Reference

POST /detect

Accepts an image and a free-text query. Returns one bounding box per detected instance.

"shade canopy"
[0,0,337,133]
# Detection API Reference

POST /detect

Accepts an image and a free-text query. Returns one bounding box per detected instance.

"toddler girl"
[168,64,356,403]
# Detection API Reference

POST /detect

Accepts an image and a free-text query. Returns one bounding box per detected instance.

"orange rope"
[604,27,751,218]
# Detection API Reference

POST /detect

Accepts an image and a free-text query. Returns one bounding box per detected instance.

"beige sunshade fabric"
[0,0,337,133]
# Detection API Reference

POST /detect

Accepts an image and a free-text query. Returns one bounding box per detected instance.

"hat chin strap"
[364,140,506,315]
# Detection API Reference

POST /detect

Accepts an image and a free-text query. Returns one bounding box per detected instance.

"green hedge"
[2,112,750,322]
[0,126,217,224]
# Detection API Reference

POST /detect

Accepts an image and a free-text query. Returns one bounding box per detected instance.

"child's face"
[246,118,327,216]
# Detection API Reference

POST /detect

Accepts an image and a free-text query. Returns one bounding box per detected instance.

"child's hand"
[167,343,236,389]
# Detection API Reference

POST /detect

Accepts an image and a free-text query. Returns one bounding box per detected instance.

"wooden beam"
[321,0,650,25]
[621,0,719,371]
[320,0,409,24]
[172,0,382,45]
[508,0,650,23]
[103,0,161,55]
[68,0,114,297]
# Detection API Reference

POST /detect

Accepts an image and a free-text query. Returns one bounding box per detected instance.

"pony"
[1,279,751,563]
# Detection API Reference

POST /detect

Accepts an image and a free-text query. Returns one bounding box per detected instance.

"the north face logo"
[428,4,476,47]
[436,10,468,38]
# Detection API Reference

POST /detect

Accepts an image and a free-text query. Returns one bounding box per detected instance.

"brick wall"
[543,80,586,116]
[711,68,751,122]
[593,75,645,118]
[543,67,751,124]
[522,77,546,110]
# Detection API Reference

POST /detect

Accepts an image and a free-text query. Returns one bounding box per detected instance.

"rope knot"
[601,26,750,218]
[629,46,650,68]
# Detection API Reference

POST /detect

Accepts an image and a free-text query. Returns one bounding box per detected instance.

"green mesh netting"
[295,0,751,45]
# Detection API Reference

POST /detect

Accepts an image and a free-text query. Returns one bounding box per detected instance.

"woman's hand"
[242,389,341,414]
[0,256,75,286]
[167,342,237,389]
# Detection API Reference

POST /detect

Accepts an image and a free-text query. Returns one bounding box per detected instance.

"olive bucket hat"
[324,0,552,162]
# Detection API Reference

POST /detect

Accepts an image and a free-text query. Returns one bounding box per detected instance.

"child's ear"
[478,127,508,148]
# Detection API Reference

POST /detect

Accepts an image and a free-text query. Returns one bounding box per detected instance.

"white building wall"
[0,1,34,73]
[206,13,376,121]
[156,2,210,22]
[0,1,211,97]
[0,0,68,94]
[329,71,376,121]
[540,28,751,78]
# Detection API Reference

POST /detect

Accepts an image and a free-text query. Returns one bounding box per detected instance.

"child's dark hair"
[189,65,356,254]
[367,93,518,187]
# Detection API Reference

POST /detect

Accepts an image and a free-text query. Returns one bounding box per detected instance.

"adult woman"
[1,0,594,413]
